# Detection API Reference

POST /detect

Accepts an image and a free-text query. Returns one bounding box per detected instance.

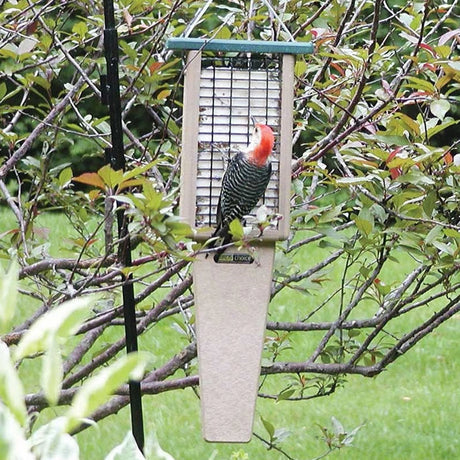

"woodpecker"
[210,121,274,262]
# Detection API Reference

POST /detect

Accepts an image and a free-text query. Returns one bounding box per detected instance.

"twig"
[307,246,387,364]
[0,179,29,254]
[62,275,192,388]
[0,71,94,180]
[18,255,118,279]
[292,0,333,38]
[272,249,345,298]
[253,432,297,460]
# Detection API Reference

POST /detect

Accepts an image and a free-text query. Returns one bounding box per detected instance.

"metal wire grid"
[195,55,282,227]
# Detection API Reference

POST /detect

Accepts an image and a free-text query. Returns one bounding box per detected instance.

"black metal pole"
[102,0,144,452]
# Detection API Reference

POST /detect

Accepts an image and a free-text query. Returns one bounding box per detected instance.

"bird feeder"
[166,37,313,442]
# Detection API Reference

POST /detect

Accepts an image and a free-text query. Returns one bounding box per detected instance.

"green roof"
[166,37,313,54]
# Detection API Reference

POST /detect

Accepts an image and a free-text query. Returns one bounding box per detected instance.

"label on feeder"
[215,253,254,264]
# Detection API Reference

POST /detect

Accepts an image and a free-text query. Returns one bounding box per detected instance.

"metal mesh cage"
[195,55,282,228]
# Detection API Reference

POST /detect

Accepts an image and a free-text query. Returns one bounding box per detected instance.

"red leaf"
[386,148,403,179]
[26,20,39,35]
[149,62,163,74]
[421,63,437,72]
[409,90,431,98]
[73,172,106,190]
[386,147,402,163]
[419,42,436,56]
[389,168,402,179]
[330,61,345,76]
[444,152,453,165]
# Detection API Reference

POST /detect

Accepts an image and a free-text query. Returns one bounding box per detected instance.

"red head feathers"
[246,123,274,167]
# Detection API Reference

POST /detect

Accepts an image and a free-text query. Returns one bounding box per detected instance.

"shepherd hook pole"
[102,0,145,452]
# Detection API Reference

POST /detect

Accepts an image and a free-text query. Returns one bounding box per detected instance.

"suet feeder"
[166,37,313,442]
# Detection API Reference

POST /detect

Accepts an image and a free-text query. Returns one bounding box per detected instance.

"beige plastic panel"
[180,50,295,443]
[193,245,275,442]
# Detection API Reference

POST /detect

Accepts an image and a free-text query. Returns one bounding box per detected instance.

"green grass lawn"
[2,209,459,459]
[74,317,460,460]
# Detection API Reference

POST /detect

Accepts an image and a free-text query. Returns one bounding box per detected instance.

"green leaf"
[0,82,7,100]
[0,404,34,460]
[41,336,63,406]
[318,204,344,223]
[58,167,73,188]
[294,60,307,77]
[347,329,361,338]
[65,123,85,133]
[396,171,434,186]
[0,260,18,334]
[425,225,442,245]
[426,117,458,139]
[72,21,88,38]
[0,40,22,57]
[422,191,437,218]
[404,76,435,93]
[165,218,192,237]
[292,178,304,197]
[260,415,275,441]
[229,219,244,240]
[354,217,373,237]
[374,134,410,146]
[321,51,363,66]
[29,74,51,91]
[444,228,460,239]
[29,417,79,460]
[276,388,295,402]
[393,112,420,136]
[230,449,249,460]
[430,99,450,120]
[0,342,27,425]
[105,432,145,460]
[122,160,159,182]
[432,240,454,255]
[370,203,387,224]
[66,352,150,431]
[15,296,94,360]
[143,182,164,211]
[98,165,124,188]
[353,208,374,237]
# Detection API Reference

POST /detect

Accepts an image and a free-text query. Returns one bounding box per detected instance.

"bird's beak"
[251,115,257,126]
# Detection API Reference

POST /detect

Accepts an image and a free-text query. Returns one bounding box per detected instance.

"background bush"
[0,0,459,458]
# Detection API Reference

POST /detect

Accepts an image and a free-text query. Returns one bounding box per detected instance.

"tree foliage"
[0,0,459,458]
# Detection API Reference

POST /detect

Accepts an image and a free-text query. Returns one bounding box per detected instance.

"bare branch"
[0,72,94,181]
